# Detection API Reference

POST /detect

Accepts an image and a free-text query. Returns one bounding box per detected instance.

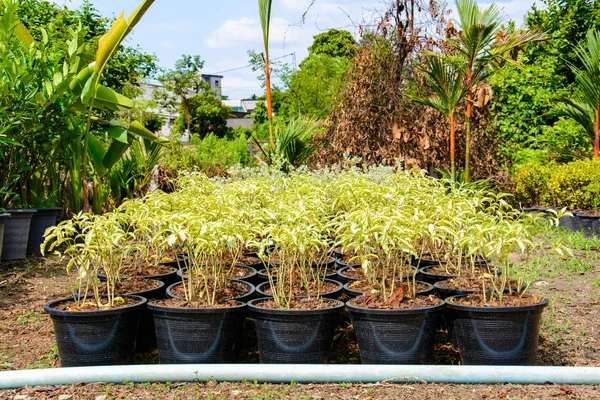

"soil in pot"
[419,264,499,284]
[434,276,521,300]
[1,209,36,261]
[167,279,255,304]
[148,298,246,364]
[256,279,342,300]
[347,285,443,364]
[44,295,147,367]
[445,293,548,365]
[100,265,178,286]
[248,297,344,363]
[344,280,434,299]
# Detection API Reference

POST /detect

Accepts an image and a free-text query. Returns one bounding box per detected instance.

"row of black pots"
[45,290,547,366]
[0,208,61,261]
[525,206,600,237]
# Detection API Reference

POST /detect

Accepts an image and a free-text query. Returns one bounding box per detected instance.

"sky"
[49,0,543,100]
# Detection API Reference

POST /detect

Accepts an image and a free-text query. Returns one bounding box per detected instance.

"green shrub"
[546,159,600,209]
[514,158,600,209]
[161,130,252,174]
[514,160,555,206]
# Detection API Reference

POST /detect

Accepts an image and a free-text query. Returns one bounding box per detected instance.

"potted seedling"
[444,215,561,365]
[42,213,147,367]
[248,191,344,364]
[148,210,250,364]
[336,206,443,365]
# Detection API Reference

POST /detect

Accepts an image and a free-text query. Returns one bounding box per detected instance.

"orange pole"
[265,60,274,147]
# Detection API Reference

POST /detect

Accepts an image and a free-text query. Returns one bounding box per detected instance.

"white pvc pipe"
[1,364,600,389]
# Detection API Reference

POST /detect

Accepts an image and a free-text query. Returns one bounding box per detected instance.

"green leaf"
[94,85,134,110]
[106,126,129,143]
[87,135,108,177]
[81,71,99,105]
[103,138,132,169]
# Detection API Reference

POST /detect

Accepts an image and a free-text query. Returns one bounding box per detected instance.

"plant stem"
[449,114,455,182]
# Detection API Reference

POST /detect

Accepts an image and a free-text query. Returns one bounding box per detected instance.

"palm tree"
[258,0,275,147]
[413,57,469,181]
[556,29,600,158]
[448,0,546,181]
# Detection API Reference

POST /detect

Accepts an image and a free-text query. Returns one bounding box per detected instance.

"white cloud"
[158,40,174,49]
[204,16,301,49]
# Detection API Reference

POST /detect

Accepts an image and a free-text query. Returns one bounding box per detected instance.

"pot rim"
[5,209,38,214]
[256,278,342,298]
[75,279,165,298]
[147,299,246,313]
[101,266,177,281]
[247,297,345,315]
[444,295,549,312]
[346,297,444,314]
[44,294,147,317]
[344,280,434,294]
[0,213,10,219]
[166,278,255,301]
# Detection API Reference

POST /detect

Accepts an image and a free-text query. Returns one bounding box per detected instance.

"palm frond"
[554,96,595,138]
[258,0,272,59]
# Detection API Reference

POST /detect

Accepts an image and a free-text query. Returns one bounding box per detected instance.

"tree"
[413,57,469,181]
[156,55,210,134]
[525,0,600,84]
[556,29,600,158]
[444,0,545,181]
[306,29,357,60]
[17,0,158,92]
[174,92,231,139]
[286,54,350,118]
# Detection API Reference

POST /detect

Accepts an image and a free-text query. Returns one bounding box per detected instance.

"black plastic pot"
[99,266,178,287]
[159,255,189,270]
[1,209,36,261]
[418,264,499,284]
[44,295,146,367]
[73,280,165,352]
[433,281,526,300]
[26,207,61,254]
[256,278,343,300]
[579,215,600,237]
[166,279,256,304]
[336,265,363,284]
[233,264,260,285]
[343,281,435,299]
[444,295,548,365]
[0,213,9,259]
[558,211,584,232]
[248,298,344,363]
[347,299,444,364]
[148,300,246,363]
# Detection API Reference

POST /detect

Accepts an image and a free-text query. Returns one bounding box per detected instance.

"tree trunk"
[265,60,274,147]
[464,91,472,182]
[449,114,455,182]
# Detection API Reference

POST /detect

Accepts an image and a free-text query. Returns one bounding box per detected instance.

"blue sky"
[49,0,542,99]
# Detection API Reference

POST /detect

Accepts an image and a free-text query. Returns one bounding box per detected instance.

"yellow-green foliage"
[514,160,555,206]
[515,159,600,209]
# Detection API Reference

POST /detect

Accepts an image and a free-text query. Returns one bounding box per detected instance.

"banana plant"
[62,0,167,213]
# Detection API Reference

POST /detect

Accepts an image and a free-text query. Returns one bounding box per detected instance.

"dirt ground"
[1,229,599,399]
